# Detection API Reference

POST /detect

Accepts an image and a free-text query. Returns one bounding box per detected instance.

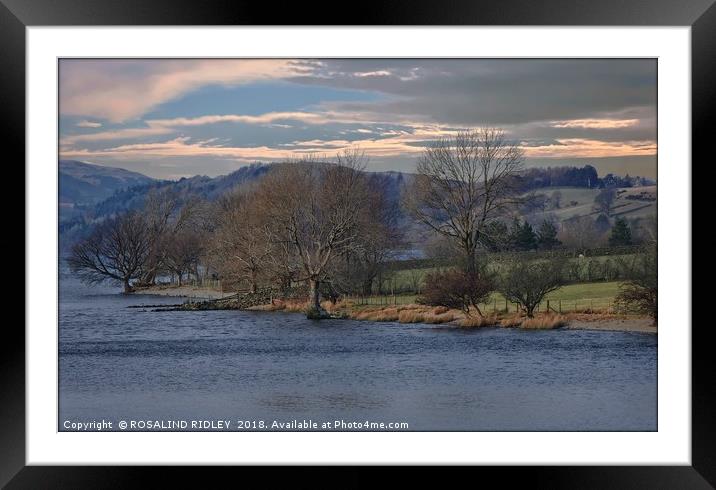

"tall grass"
[422,312,456,324]
[458,314,499,328]
[521,314,566,329]
[398,310,426,323]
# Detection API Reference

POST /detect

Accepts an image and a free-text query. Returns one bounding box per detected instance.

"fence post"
[547,300,550,312]
[559,299,562,314]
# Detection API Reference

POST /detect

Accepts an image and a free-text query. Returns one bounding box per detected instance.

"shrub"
[419,267,494,316]
[499,256,566,317]
[614,244,657,323]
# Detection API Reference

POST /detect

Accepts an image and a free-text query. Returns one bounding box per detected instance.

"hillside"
[59,160,156,221]
[60,163,414,254]
[58,160,655,257]
[524,186,657,223]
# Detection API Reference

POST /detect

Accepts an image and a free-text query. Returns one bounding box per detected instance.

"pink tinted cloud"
[525,138,657,158]
[76,120,103,128]
[550,118,641,129]
[61,131,656,165]
[59,59,311,122]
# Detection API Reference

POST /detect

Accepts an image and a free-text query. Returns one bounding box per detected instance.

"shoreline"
[132,286,656,334]
[564,315,656,333]
[131,285,233,300]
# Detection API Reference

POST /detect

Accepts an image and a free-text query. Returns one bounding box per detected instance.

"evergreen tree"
[508,218,522,250]
[537,220,561,249]
[510,220,538,251]
[609,217,632,246]
[595,213,611,234]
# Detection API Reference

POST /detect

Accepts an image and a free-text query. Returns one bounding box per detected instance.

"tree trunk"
[309,278,321,310]
[123,278,132,294]
[462,239,476,275]
[362,277,373,296]
[526,305,535,318]
[141,268,158,286]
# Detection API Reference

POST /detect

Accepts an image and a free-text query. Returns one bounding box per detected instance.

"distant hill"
[59,160,156,221]
[58,162,279,254]
[57,162,417,255]
[58,160,655,256]
[86,163,273,218]
[520,186,657,224]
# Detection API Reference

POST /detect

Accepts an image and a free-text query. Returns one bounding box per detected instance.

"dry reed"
[521,314,566,329]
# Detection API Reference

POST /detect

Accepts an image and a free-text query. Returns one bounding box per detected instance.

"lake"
[59,274,657,431]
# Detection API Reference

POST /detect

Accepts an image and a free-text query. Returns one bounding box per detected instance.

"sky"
[59,59,657,180]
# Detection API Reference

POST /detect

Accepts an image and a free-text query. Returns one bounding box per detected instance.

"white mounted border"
[26,26,690,465]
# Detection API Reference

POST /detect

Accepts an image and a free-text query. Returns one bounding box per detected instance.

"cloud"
[61,126,174,145]
[59,59,657,179]
[524,138,657,158]
[291,59,657,126]
[61,136,295,162]
[76,120,102,128]
[59,59,315,122]
[145,109,428,129]
[353,70,393,78]
[550,118,640,129]
[61,124,655,166]
[146,111,331,127]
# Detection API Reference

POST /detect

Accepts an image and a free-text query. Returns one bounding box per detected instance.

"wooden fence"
[347,293,616,314]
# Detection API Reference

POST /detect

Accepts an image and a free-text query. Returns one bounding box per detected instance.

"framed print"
[5,0,713,487]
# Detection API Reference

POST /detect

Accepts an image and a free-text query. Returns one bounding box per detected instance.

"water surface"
[59,275,657,431]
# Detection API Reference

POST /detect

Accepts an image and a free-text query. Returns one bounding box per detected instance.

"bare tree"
[263,229,302,292]
[137,188,180,286]
[256,149,371,317]
[559,215,604,253]
[164,227,203,286]
[67,211,151,293]
[420,263,494,317]
[615,242,657,324]
[499,255,566,317]
[208,188,272,293]
[406,128,524,273]
[594,188,617,216]
[332,173,403,295]
[550,190,562,209]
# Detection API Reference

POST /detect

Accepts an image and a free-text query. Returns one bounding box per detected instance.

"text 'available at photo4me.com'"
[62,418,411,431]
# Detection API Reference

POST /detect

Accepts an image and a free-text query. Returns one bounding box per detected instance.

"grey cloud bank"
[59,58,657,180]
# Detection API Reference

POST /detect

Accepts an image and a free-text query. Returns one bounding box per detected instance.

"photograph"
[58,58,658,433]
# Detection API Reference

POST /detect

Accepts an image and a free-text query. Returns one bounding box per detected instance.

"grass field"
[388,255,635,293]
[352,280,622,313]
[536,186,656,221]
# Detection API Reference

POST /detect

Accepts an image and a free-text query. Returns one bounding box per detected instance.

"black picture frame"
[4,0,711,487]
